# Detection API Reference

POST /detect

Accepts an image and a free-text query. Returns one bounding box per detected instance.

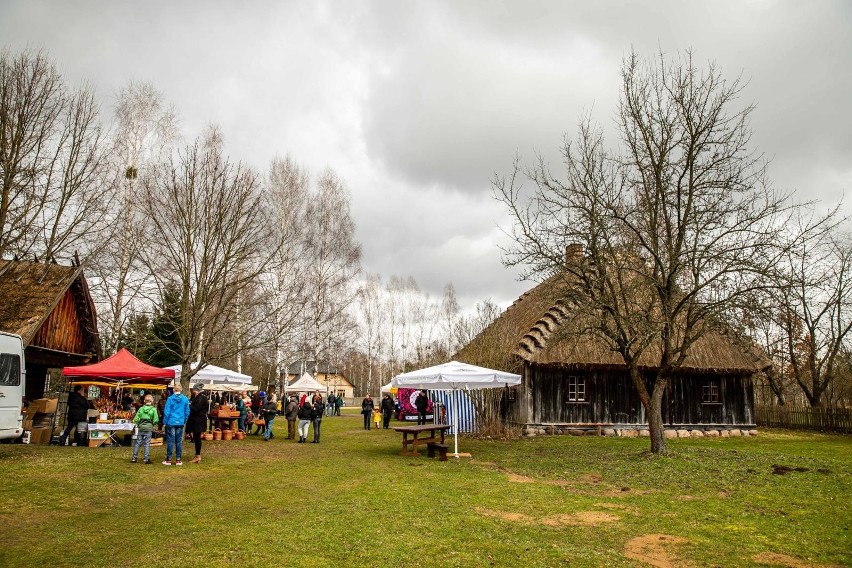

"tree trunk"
[647,380,667,454]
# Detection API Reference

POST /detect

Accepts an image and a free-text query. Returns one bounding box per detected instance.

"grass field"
[1,411,849,567]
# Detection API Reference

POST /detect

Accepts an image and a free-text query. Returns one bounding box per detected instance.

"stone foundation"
[522,425,757,438]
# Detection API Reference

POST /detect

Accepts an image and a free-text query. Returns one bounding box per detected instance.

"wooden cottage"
[0,260,101,401]
[455,276,768,436]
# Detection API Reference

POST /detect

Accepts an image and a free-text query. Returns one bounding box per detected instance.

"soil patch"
[478,508,534,523]
[506,473,536,483]
[771,464,810,475]
[478,508,620,527]
[624,534,690,568]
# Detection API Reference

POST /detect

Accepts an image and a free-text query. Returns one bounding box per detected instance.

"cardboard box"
[28,427,52,445]
[88,430,110,440]
[88,438,108,448]
[34,398,58,414]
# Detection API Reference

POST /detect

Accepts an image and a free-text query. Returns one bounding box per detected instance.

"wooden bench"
[427,441,449,461]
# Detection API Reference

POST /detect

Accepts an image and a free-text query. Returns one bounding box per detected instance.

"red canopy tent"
[62,348,175,385]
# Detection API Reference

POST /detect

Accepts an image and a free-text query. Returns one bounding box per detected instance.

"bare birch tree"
[0,48,111,261]
[495,49,799,453]
[300,169,362,386]
[93,81,179,353]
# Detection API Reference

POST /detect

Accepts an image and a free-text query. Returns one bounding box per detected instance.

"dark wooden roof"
[456,276,768,374]
[0,260,101,358]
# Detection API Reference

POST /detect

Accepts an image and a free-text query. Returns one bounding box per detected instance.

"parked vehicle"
[0,332,25,441]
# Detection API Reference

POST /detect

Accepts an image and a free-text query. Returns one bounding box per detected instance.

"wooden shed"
[455,276,768,435]
[0,260,101,401]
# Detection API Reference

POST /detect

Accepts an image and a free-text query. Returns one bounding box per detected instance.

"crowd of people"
[60,382,434,465]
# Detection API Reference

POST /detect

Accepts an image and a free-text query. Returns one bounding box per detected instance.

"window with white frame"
[702,381,720,404]
[566,375,586,402]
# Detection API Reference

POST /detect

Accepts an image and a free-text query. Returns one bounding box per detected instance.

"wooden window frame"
[566,375,587,403]
[702,381,720,404]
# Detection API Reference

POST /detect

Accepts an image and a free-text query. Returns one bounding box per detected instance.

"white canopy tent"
[165,363,253,387]
[391,361,521,457]
[380,381,396,394]
[285,372,327,393]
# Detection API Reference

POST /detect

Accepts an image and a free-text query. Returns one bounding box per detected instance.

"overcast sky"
[2,1,850,311]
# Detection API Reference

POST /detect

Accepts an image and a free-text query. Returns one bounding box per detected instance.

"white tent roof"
[391,361,521,390]
[285,372,326,392]
[165,363,252,385]
[380,381,394,393]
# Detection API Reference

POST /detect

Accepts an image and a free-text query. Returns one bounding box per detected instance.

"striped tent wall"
[429,390,476,434]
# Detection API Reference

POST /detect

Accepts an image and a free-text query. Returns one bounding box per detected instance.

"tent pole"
[454,389,459,457]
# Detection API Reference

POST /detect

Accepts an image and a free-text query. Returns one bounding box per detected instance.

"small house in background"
[285,359,354,399]
[455,276,768,437]
[0,260,101,402]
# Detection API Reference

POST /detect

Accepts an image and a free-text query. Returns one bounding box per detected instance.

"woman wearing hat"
[187,384,209,464]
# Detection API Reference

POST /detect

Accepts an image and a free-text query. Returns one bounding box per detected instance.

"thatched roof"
[455,276,769,375]
[0,259,93,345]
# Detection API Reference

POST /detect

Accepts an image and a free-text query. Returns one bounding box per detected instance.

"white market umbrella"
[391,361,521,457]
[166,363,253,386]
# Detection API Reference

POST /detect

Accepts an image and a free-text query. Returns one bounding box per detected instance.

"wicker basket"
[222,429,234,441]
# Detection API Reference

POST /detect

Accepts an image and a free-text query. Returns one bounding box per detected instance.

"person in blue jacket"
[162,383,190,466]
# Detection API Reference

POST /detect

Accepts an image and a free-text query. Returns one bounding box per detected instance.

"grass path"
[0,413,849,567]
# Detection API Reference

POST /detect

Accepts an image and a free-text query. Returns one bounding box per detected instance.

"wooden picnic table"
[391,424,452,456]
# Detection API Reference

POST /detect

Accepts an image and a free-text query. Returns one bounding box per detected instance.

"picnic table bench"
[391,424,452,457]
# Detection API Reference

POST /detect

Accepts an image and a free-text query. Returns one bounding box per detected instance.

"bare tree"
[495,49,799,453]
[776,226,852,407]
[93,80,179,353]
[300,169,362,382]
[264,155,310,383]
[0,48,111,261]
[357,273,386,396]
[141,132,275,388]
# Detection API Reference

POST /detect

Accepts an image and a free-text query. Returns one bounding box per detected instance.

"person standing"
[381,394,395,429]
[312,395,323,443]
[297,398,313,443]
[361,394,375,430]
[415,390,429,425]
[326,393,336,417]
[335,394,343,415]
[187,384,209,464]
[262,394,277,441]
[284,395,299,440]
[236,393,247,432]
[162,383,190,466]
[131,394,158,464]
[60,385,89,446]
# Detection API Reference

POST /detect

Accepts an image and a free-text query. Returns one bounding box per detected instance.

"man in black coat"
[361,395,374,430]
[188,384,209,463]
[415,390,429,425]
[60,385,89,446]
[381,394,395,429]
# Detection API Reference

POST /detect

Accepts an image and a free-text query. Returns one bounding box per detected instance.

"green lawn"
[1,413,849,567]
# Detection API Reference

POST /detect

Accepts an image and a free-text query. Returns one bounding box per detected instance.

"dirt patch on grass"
[771,464,810,475]
[478,507,620,527]
[541,511,620,527]
[506,473,536,483]
[624,534,690,568]
[753,552,843,567]
[580,472,603,483]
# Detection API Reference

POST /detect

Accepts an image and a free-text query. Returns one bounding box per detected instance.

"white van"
[0,332,25,441]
